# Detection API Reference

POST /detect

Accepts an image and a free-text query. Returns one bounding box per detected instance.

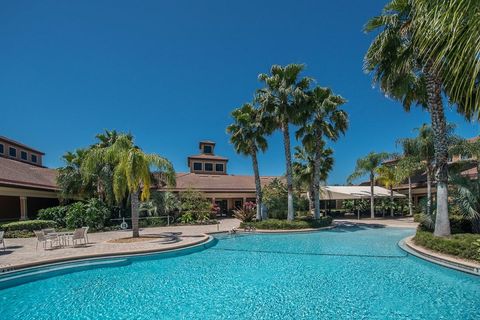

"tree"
[82,134,176,237]
[348,152,390,218]
[376,164,400,217]
[450,174,480,233]
[256,64,312,221]
[411,0,480,114]
[450,138,480,181]
[296,86,348,219]
[227,103,268,220]
[57,149,93,202]
[293,145,334,215]
[395,156,422,217]
[363,0,472,236]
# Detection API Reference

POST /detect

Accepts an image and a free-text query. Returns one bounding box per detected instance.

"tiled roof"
[188,154,228,161]
[0,136,45,155]
[0,157,58,190]
[164,172,280,192]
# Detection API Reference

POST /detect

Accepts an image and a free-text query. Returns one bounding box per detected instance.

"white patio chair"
[34,230,59,250]
[0,231,5,251]
[68,228,87,247]
[82,226,89,244]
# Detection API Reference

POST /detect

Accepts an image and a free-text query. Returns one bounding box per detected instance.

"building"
[161,141,279,216]
[0,136,59,221]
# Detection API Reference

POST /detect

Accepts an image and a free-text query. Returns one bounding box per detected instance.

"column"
[20,196,28,220]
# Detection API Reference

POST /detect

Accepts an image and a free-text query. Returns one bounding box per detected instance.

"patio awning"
[320,186,406,200]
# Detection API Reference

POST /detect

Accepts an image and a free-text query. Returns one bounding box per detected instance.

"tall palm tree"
[82,135,176,237]
[57,149,92,202]
[377,164,399,217]
[227,103,268,220]
[395,156,422,217]
[293,145,334,215]
[296,86,348,219]
[411,0,480,114]
[364,0,469,236]
[256,64,312,221]
[348,152,390,218]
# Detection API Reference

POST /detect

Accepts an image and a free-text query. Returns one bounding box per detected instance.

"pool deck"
[0,218,240,272]
[0,217,420,272]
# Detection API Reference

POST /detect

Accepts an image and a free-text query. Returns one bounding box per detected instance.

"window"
[0,144,3,154]
[193,162,202,171]
[203,145,212,154]
[9,147,16,157]
[215,163,224,172]
[31,154,38,163]
[20,151,27,160]
[204,163,213,171]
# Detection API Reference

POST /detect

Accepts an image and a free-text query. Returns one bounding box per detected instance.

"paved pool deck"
[0,217,419,271]
[0,218,240,271]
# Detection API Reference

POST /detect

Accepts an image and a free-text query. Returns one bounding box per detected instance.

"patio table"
[49,232,74,247]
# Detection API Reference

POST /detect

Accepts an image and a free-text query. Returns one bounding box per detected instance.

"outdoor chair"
[34,230,60,250]
[82,226,89,244]
[0,231,5,251]
[42,228,56,235]
[68,228,87,247]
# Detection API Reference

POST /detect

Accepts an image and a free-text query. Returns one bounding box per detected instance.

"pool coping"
[249,225,336,233]
[0,234,211,274]
[398,235,480,276]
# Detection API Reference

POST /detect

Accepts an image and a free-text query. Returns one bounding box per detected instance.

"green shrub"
[65,199,111,230]
[179,189,212,222]
[38,205,69,227]
[418,214,472,234]
[0,220,57,232]
[139,217,168,228]
[413,230,480,261]
[233,201,256,222]
[241,217,332,230]
[413,213,422,222]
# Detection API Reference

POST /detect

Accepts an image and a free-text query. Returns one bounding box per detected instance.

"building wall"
[0,139,43,166]
[188,159,227,174]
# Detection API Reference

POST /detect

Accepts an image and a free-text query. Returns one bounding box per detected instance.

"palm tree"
[256,64,312,221]
[364,0,467,236]
[227,103,268,220]
[411,0,480,114]
[348,152,390,218]
[57,149,92,202]
[395,156,422,217]
[296,86,348,219]
[450,174,480,233]
[377,164,399,217]
[293,145,334,215]
[450,138,480,181]
[82,135,175,237]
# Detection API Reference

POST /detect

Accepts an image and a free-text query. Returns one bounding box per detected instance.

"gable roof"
[0,157,58,191]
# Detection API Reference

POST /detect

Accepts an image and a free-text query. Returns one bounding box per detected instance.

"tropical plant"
[296,86,348,219]
[227,103,269,220]
[376,164,401,217]
[364,0,477,236]
[65,199,111,230]
[450,138,480,181]
[410,0,480,115]
[233,201,257,222]
[81,134,175,237]
[450,174,480,233]
[347,152,390,218]
[57,149,93,201]
[293,144,334,216]
[256,64,312,220]
[179,189,212,223]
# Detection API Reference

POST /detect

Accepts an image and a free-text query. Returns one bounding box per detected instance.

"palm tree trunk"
[426,169,432,216]
[282,121,295,221]
[313,139,322,219]
[390,187,394,217]
[370,172,375,219]
[251,148,263,220]
[408,176,413,216]
[308,183,314,214]
[131,189,140,238]
[425,63,451,237]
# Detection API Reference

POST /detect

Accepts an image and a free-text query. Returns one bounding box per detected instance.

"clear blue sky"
[1,0,478,184]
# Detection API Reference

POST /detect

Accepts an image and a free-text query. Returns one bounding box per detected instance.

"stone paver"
[0,218,240,271]
[334,217,418,228]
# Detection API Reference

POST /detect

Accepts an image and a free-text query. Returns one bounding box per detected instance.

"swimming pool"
[0,225,479,319]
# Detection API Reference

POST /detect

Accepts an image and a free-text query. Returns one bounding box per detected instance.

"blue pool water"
[0,225,479,319]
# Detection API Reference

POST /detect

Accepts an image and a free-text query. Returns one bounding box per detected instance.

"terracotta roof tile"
[0,136,45,155]
[0,157,58,190]
[165,172,281,192]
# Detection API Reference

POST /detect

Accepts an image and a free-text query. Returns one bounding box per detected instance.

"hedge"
[241,217,333,230]
[413,230,480,262]
[0,220,57,232]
